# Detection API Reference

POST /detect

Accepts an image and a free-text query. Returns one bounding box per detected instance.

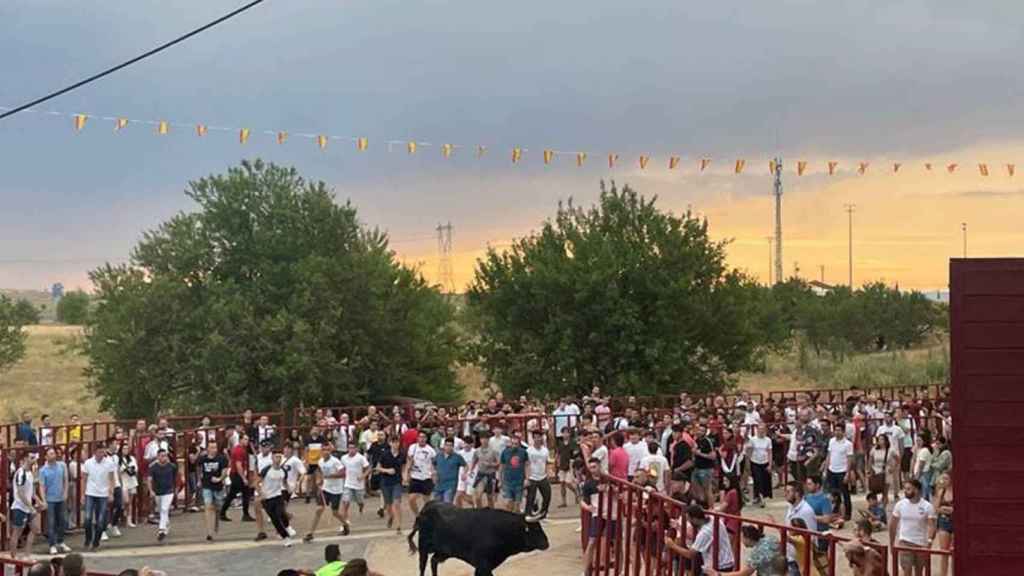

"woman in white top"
[746,425,773,507]
[117,443,139,528]
[912,430,934,502]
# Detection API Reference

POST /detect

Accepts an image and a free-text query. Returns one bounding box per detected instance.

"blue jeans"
[47,501,67,546]
[433,486,457,504]
[84,496,108,548]
[920,470,933,502]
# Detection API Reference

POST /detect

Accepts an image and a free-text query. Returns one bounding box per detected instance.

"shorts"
[692,468,713,487]
[458,474,476,494]
[474,473,497,495]
[502,483,524,502]
[12,509,33,528]
[433,486,457,504]
[320,490,342,511]
[381,483,403,505]
[853,453,866,469]
[557,470,574,483]
[588,517,617,539]
[937,514,953,533]
[898,541,929,571]
[409,479,434,496]
[202,488,225,506]
[342,488,365,504]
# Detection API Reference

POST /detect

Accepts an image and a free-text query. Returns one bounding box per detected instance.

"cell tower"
[436,222,455,293]
[773,157,784,284]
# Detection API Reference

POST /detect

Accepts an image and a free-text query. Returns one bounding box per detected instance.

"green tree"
[12,299,40,325]
[56,291,91,325]
[0,295,27,374]
[466,182,769,399]
[83,160,462,418]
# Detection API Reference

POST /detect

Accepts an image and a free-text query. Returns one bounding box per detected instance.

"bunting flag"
[477,145,487,158]
[407,141,417,155]
[73,114,87,131]
[893,163,902,173]
[735,159,745,174]
[239,128,250,144]
[978,163,989,176]
[608,153,618,168]
[1009,164,1016,177]
[858,162,869,175]
[317,135,328,150]
[357,137,368,151]
[669,156,680,170]
[947,163,958,173]
[442,143,453,158]
[543,149,554,165]
[797,161,808,176]
[512,147,522,163]
[924,163,933,171]
[277,131,288,144]
[828,161,838,175]
[115,118,129,131]
[157,121,169,135]
[639,155,650,170]
[700,158,711,172]
[576,152,587,167]
[196,124,208,137]
[769,160,778,175]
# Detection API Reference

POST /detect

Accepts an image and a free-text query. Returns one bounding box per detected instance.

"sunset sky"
[2,1,1022,293]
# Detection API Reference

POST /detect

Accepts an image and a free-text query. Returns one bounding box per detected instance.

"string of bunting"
[6,105,1017,177]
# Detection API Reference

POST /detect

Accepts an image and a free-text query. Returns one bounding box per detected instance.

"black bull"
[407,501,550,576]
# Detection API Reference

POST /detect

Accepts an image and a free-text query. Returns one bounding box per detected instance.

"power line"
[0,0,267,122]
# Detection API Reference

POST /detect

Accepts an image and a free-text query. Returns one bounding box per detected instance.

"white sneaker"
[111,526,122,537]
[283,538,294,548]
[101,531,109,541]
[59,544,72,553]
[49,546,58,556]
[127,521,137,528]
[286,526,297,537]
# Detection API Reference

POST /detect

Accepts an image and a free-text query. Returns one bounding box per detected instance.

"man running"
[339,442,370,536]
[197,440,229,541]
[404,432,437,517]
[304,440,347,542]
[432,437,466,504]
[257,449,295,547]
[499,429,528,512]
[221,434,256,523]
[525,430,551,518]
[147,448,177,542]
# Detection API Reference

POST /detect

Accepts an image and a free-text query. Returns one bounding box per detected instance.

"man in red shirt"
[220,434,256,523]
[608,433,630,480]
[401,421,420,453]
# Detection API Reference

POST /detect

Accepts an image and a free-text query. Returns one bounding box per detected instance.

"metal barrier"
[767,383,948,405]
[582,473,953,576]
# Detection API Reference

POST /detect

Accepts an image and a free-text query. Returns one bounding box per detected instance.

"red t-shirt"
[401,428,419,452]
[135,437,151,476]
[230,444,249,476]
[609,447,630,479]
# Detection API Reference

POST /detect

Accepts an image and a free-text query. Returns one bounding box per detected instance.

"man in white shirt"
[826,423,854,521]
[404,432,437,517]
[783,481,818,568]
[81,444,116,551]
[663,504,735,572]
[890,479,937,576]
[335,414,355,452]
[256,450,294,547]
[524,430,550,518]
[303,440,346,543]
[10,452,38,560]
[487,426,509,458]
[338,443,369,535]
[623,430,648,480]
[281,444,306,500]
[589,430,609,475]
[638,441,670,493]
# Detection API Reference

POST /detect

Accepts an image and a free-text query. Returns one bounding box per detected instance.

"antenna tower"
[773,157,784,284]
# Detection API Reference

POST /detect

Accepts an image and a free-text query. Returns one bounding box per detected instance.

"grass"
[0,325,103,422]
[0,288,58,323]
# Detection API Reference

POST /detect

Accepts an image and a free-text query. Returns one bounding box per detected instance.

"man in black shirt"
[555,427,581,507]
[670,425,693,498]
[196,440,229,541]
[147,449,177,542]
[375,435,406,534]
[692,423,716,507]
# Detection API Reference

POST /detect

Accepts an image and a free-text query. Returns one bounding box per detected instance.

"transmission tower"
[773,157,784,285]
[436,222,455,293]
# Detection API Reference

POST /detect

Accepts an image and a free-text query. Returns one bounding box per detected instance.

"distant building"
[808,280,833,296]
[51,283,64,301]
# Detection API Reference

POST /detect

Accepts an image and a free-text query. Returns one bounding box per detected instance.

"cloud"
[954,189,1024,198]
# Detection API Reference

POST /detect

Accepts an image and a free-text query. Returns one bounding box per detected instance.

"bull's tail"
[407,514,421,555]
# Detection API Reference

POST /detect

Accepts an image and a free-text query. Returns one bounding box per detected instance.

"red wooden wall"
[950,258,1024,575]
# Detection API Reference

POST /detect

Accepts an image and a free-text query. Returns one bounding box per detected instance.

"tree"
[83,160,461,418]
[12,299,40,325]
[56,291,91,325]
[466,182,769,399]
[0,295,27,374]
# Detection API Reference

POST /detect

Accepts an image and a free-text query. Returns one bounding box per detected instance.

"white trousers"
[156,494,173,532]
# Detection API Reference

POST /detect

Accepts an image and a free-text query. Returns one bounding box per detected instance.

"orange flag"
[828,161,838,175]
[924,163,933,171]
[735,159,745,174]
[115,118,129,131]
[608,154,618,168]
[195,124,208,137]
[512,148,522,163]
[947,163,958,173]
[357,137,368,151]
[893,163,902,173]
[797,161,808,176]
[407,141,417,155]
[157,121,169,135]
[73,114,87,131]
[769,160,778,175]
[277,131,288,144]
[1008,164,1016,177]
[317,135,328,150]
[442,143,453,158]
[576,152,587,167]
[699,158,711,172]
[978,163,989,176]
[239,128,250,144]
[544,150,554,165]
[858,162,869,175]
[639,155,650,170]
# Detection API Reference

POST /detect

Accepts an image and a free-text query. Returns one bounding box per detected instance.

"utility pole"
[961,222,968,258]
[773,157,784,287]
[765,236,774,285]
[436,222,455,293]
[844,204,856,287]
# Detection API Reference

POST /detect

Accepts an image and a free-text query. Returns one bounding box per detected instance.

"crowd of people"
[2,385,953,576]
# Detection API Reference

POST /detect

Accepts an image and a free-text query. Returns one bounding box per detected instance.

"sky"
[2,0,1023,292]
